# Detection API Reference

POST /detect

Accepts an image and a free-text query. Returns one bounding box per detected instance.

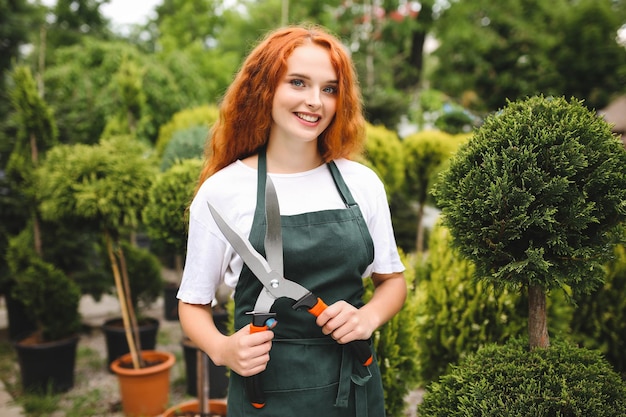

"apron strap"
[327,161,358,208]
[255,148,269,215]
[336,345,372,417]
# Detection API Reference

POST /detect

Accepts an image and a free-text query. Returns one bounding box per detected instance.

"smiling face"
[269,43,338,149]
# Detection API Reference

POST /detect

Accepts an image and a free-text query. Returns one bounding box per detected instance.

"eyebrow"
[287,72,338,84]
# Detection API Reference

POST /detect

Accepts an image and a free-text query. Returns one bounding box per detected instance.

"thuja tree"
[5,65,57,259]
[404,130,467,254]
[431,95,626,349]
[143,158,202,274]
[362,123,405,197]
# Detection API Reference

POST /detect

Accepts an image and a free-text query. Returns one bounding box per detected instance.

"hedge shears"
[207,176,373,409]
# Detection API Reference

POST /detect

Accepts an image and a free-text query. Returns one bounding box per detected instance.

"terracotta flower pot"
[110,350,176,417]
[162,398,227,417]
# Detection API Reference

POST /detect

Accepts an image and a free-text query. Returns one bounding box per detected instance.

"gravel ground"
[2,291,423,416]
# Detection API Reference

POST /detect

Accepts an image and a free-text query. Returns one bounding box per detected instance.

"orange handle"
[307,297,328,318]
[249,314,277,333]
[250,322,273,333]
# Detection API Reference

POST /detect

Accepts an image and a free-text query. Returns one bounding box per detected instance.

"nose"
[306,90,322,109]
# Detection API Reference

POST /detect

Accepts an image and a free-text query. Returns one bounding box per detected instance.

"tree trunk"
[528,284,550,349]
[116,244,144,361]
[105,232,142,368]
[29,132,43,257]
[415,203,425,254]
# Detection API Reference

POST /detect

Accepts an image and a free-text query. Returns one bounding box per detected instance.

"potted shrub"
[1,65,84,394]
[422,95,626,414]
[36,135,175,415]
[7,229,82,393]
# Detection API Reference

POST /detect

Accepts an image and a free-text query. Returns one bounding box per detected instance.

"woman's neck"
[265,141,323,174]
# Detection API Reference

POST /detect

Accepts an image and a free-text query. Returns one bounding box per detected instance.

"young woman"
[177,24,407,416]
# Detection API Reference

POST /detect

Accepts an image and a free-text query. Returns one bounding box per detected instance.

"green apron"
[227,151,385,417]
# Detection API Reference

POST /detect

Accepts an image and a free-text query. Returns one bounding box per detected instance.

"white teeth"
[297,113,319,123]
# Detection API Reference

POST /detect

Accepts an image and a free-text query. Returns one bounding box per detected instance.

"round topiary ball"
[418,337,626,416]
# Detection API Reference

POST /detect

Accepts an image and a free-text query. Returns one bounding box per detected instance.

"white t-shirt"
[177,158,405,305]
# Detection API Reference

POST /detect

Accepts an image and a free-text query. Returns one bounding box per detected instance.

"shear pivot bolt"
[270,279,279,288]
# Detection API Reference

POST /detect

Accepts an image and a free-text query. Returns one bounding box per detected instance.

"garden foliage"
[432,95,626,293]
[418,338,626,417]
[570,239,626,376]
[155,105,219,156]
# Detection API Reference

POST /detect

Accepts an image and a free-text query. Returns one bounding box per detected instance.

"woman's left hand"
[316,272,407,344]
[315,300,374,344]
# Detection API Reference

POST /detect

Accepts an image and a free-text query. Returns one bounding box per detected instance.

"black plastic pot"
[15,334,79,393]
[182,338,229,399]
[102,317,159,370]
[163,282,179,321]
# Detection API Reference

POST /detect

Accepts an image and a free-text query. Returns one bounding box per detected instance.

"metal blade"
[252,288,275,313]
[207,202,309,301]
[264,176,283,276]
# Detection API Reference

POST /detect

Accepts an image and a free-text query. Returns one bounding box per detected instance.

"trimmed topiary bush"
[403,130,467,253]
[143,158,202,273]
[361,123,405,197]
[431,95,626,348]
[160,125,208,171]
[426,95,626,415]
[7,228,81,342]
[155,105,219,156]
[37,135,159,368]
[418,337,626,417]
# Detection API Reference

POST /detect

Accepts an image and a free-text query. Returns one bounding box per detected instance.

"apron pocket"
[262,337,342,392]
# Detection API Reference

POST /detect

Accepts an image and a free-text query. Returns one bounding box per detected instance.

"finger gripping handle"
[293,293,373,367]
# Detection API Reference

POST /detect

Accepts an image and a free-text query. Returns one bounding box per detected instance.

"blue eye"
[290,79,305,87]
[323,86,337,94]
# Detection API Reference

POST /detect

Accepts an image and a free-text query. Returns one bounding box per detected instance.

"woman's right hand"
[215,325,274,377]
[178,301,274,377]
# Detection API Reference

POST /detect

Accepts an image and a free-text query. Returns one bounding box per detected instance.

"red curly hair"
[195,24,365,192]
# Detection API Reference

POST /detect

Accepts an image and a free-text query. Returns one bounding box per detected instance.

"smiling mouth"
[296,113,320,123]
